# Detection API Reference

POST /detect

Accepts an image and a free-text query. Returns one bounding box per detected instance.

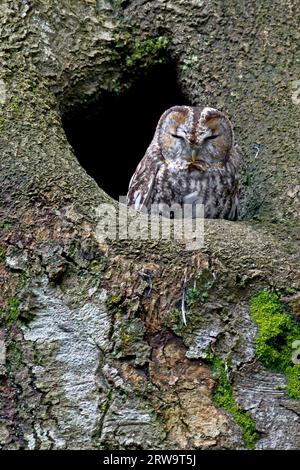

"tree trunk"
[0,0,299,449]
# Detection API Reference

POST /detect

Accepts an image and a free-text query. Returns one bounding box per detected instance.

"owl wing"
[126,151,161,212]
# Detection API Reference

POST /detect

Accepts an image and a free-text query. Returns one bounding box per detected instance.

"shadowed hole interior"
[62,62,187,200]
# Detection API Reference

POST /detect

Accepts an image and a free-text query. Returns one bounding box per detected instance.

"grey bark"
[0,0,299,449]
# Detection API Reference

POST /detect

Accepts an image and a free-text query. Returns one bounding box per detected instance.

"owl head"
[154,105,234,167]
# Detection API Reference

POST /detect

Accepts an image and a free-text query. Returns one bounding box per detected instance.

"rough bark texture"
[0,0,299,449]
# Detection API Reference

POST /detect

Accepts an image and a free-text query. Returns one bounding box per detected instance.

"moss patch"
[100,390,113,414]
[250,289,300,399]
[286,364,300,399]
[1,294,33,327]
[125,36,169,68]
[186,271,214,307]
[211,356,259,449]
[7,297,20,325]
[111,35,169,94]
[0,220,12,231]
[88,259,103,273]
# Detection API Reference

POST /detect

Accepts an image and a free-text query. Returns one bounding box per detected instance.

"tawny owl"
[126,106,239,219]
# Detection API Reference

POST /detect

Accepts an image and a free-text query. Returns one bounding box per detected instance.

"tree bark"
[0,0,299,449]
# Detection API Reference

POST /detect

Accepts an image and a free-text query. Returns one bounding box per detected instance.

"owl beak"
[191,150,197,162]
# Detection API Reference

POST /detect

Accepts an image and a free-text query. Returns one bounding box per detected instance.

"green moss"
[1,295,31,327]
[164,269,214,335]
[18,272,29,288]
[106,293,123,310]
[164,304,206,336]
[125,36,169,68]
[110,35,169,94]
[118,319,144,350]
[285,286,297,295]
[0,220,11,231]
[88,259,102,273]
[100,390,112,414]
[187,282,213,306]
[286,364,300,399]
[211,357,259,449]
[7,298,20,325]
[186,268,215,308]
[250,289,300,399]
[164,307,185,335]
[119,327,132,347]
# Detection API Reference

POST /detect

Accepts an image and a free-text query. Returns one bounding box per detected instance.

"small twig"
[253,143,262,159]
[181,275,187,326]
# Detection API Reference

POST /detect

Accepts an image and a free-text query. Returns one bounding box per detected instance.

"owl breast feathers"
[126,106,240,220]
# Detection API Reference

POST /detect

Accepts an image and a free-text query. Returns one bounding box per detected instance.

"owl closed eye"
[127,105,239,220]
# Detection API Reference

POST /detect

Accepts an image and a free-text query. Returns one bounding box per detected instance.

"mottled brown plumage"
[127,106,239,220]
